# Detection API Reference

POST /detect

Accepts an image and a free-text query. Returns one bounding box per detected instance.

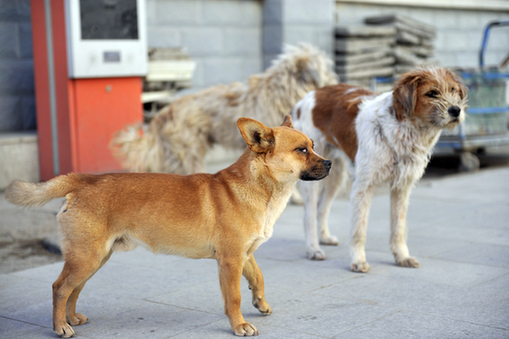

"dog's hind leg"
[217,254,258,336]
[65,249,114,327]
[317,155,347,246]
[390,185,420,268]
[52,239,112,338]
[242,254,272,315]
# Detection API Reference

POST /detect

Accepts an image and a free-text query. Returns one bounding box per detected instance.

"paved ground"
[1,159,508,338]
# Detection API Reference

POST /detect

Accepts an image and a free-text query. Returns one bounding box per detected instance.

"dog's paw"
[54,320,75,338]
[253,298,272,315]
[396,257,420,268]
[319,235,339,246]
[351,261,370,273]
[307,248,326,260]
[233,322,259,336]
[67,313,88,326]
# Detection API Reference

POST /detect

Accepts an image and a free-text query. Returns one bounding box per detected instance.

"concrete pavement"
[1,167,508,338]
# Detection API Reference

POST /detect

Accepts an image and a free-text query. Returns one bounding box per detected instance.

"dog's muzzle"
[300,160,332,181]
[448,106,461,119]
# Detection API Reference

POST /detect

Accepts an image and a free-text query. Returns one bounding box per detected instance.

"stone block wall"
[146,0,263,92]
[335,2,509,69]
[263,0,335,68]
[0,0,35,132]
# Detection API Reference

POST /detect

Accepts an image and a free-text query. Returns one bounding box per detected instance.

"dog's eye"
[297,147,308,154]
[426,90,439,98]
[451,87,456,93]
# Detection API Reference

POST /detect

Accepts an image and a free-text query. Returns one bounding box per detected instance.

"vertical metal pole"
[44,0,60,176]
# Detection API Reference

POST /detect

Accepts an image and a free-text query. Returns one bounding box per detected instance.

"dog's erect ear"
[392,71,420,121]
[237,118,275,153]
[281,115,293,128]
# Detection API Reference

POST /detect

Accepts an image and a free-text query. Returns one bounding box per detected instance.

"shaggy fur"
[292,67,468,272]
[111,44,338,175]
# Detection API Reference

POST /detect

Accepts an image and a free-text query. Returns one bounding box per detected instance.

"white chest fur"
[356,93,440,188]
[250,184,294,253]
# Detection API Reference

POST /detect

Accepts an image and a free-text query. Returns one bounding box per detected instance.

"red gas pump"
[31,0,147,180]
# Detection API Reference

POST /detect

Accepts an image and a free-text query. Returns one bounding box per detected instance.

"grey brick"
[240,0,262,27]
[189,57,205,88]
[0,95,22,131]
[284,25,315,46]
[242,57,262,78]
[20,95,35,130]
[181,27,223,56]
[314,26,334,57]
[0,60,34,94]
[147,26,181,47]
[0,22,18,59]
[436,51,458,68]
[224,28,260,56]
[263,24,282,54]
[15,0,31,18]
[203,57,244,86]
[283,0,333,25]
[467,30,483,51]
[152,0,201,25]
[432,9,459,30]
[336,4,380,26]
[263,53,279,70]
[487,29,509,52]
[445,31,469,51]
[458,10,481,29]
[0,0,30,20]
[407,8,435,27]
[484,51,506,68]
[457,51,478,68]
[19,22,32,58]
[263,0,283,25]
[202,0,244,26]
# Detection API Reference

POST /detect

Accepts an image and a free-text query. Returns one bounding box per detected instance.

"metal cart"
[436,20,509,171]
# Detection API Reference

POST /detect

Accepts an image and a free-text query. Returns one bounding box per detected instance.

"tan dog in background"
[5,116,331,338]
[292,67,467,272]
[110,44,337,175]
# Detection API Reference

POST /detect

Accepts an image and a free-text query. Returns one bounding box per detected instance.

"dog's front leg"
[218,256,259,336]
[317,156,347,246]
[243,254,272,315]
[300,181,326,260]
[349,178,374,273]
[390,186,420,268]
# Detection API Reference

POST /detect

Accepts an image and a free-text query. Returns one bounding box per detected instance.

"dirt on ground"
[0,199,64,274]
[1,147,508,274]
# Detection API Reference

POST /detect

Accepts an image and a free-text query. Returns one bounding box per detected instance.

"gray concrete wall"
[146,0,263,92]
[0,0,35,132]
[335,2,509,69]
[263,0,335,69]
[147,0,336,92]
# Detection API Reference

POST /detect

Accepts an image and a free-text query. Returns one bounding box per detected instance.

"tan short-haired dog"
[292,67,467,272]
[5,116,331,338]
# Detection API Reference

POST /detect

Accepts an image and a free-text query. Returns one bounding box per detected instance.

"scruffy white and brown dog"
[291,67,467,272]
[111,44,337,175]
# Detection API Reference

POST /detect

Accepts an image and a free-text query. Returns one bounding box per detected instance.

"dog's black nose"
[323,160,332,169]
[448,106,461,118]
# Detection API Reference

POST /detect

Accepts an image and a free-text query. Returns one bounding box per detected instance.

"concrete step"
[0,131,39,190]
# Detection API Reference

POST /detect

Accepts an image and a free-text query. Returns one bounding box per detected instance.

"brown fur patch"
[312,84,374,161]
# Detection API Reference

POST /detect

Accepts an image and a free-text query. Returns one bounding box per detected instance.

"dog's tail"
[109,122,163,173]
[5,175,76,209]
